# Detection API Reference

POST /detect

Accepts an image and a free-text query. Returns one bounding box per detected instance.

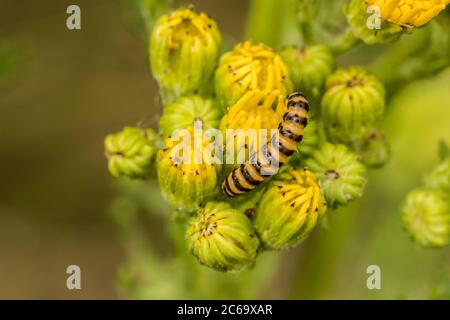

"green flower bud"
[321,67,385,146]
[297,119,322,158]
[149,7,222,104]
[290,120,325,168]
[359,128,390,168]
[157,129,222,211]
[159,95,222,138]
[255,168,327,249]
[402,188,450,248]
[186,201,260,272]
[104,127,158,179]
[214,41,293,111]
[280,45,335,98]
[304,143,367,208]
[424,158,450,195]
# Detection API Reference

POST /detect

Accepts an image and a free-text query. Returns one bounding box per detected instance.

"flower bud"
[255,168,327,249]
[359,128,390,168]
[424,158,450,195]
[280,45,335,98]
[159,95,222,138]
[186,201,260,272]
[346,0,449,45]
[304,142,367,207]
[402,188,450,248]
[346,0,405,44]
[368,0,449,27]
[156,128,222,211]
[150,7,222,103]
[296,119,322,158]
[104,127,158,179]
[214,41,293,110]
[321,67,385,146]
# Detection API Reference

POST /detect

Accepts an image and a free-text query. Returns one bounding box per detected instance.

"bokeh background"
[0,0,448,299]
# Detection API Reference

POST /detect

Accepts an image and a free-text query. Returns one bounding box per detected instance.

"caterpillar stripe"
[222,92,309,197]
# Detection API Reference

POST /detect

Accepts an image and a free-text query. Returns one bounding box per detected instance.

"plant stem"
[329,29,361,56]
[291,202,361,299]
[245,0,301,49]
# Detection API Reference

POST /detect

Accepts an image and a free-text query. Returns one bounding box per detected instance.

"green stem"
[329,29,361,56]
[245,0,301,49]
[291,202,361,299]
[245,0,280,47]
[370,22,449,98]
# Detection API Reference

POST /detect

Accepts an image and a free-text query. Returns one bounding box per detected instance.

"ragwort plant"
[106,0,450,298]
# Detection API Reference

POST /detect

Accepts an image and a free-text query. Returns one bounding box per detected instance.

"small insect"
[222,92,309,197]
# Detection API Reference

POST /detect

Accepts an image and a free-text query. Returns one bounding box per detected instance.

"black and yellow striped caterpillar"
[222,92,309,197]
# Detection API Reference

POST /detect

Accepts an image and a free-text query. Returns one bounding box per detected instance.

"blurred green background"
[0,0,448,299]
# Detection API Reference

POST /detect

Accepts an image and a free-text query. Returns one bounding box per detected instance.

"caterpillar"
[222,92,309,197]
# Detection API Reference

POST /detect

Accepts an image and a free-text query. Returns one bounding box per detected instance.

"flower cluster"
[104,3,448,272]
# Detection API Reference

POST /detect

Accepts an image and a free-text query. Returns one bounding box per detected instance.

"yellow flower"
[150,7,221,103]
[367,0,449,27]
[215,41,293,110]
[220,90,286,165]
[255,168,327,249]
[157,127,222,211]
[347,0,449,44]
